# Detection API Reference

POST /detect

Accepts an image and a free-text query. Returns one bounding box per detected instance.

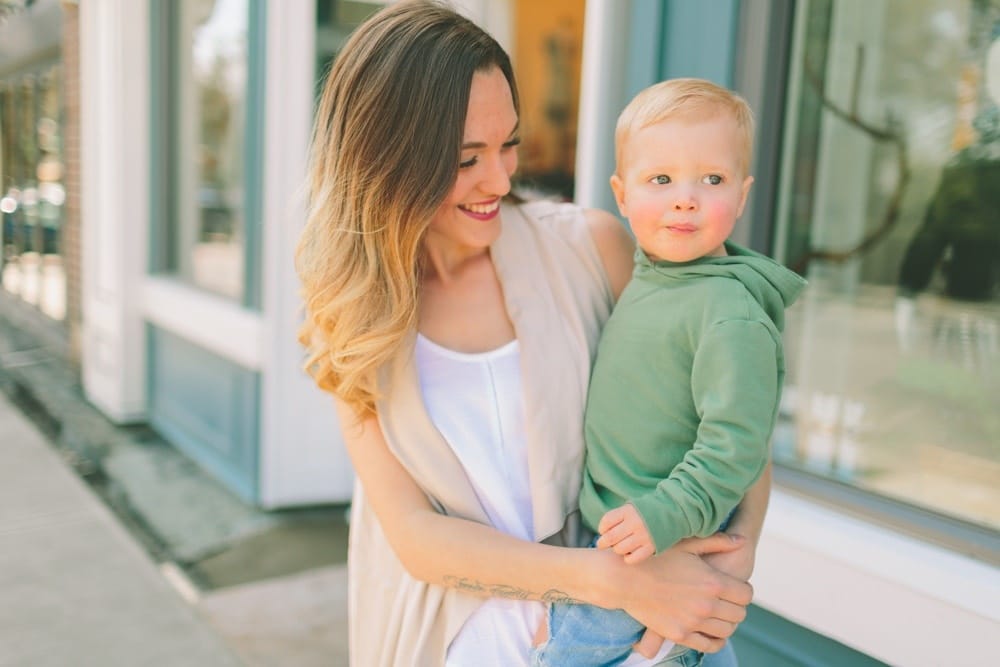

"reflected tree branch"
[791,46,911,274]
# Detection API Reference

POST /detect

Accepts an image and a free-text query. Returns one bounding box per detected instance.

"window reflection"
[773,0,1000,532]
[511,1,584,200]
[0,65,66,321]
[165,0,248,301]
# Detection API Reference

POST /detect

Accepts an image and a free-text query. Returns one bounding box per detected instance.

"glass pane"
[167,0,248,301]
[314,0,383,91]
[773,0,1000,532]
[510,0,585,200]
[0,65,66,321]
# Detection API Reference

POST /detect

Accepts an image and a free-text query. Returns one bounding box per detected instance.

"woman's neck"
[422,237,490,286]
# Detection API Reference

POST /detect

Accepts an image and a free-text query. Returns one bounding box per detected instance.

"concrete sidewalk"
[0,308,351,666]
[0,391,242,667]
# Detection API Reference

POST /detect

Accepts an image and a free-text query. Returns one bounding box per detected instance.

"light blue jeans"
[649,641,736,667]
[532,516,738,667]
[701,642,737,667]
[650,640,737,666]
[530,602,737,667]
[530,600,647,666]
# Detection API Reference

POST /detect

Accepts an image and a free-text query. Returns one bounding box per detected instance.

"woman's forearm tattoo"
[442,576,530,599]
[441,576,583,604]
[541,589,583,604]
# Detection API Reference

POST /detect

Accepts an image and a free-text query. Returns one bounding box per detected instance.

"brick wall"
[61,1,82,366]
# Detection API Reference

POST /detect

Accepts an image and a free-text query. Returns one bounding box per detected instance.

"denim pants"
[531,605,738,667]
[531,609,736,667]
[532,516,736,667]
[530,549,715,666]
[701,642,737,667]
[530,600,647,666]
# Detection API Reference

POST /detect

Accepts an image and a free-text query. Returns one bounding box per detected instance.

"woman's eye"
[502,137,522,150]
[703,174,723,185]
[459,156,478,169]
[650,174,670,185]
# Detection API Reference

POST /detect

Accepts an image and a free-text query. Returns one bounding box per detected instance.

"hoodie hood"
[635,241,807,330]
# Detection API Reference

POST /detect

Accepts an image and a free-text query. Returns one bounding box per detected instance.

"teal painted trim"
[626,1,663,99]
[732,605,889,667]
[740,0,797,255]
[148,1,169,273]
[660,0,740,87]
[242,0,266,311]
[147,325,261,503]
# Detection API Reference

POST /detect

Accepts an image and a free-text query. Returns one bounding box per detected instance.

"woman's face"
[426,67,519,257]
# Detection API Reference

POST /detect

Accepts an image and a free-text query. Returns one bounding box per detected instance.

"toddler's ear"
[737,175,754,217]
[609,174,627,217]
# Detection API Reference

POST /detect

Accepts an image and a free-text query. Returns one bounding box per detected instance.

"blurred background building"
[0,0,997,664]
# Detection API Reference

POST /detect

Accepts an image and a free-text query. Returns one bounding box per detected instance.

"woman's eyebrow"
[461,122,520,150]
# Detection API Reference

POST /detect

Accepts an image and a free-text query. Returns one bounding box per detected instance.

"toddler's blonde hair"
[614,77,755,175]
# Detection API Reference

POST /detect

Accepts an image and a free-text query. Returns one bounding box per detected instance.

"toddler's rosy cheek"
[705,200,739,220]
[629,200,663,220]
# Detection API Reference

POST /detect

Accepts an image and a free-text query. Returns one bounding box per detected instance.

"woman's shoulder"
[509,199,626,249]
[516,197,584,227]
[507,198,634,300]
[503,198,590,252]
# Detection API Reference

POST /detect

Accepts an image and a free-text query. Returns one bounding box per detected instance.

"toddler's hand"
[596,503,655,564]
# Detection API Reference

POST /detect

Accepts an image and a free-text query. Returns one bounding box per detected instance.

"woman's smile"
[459,198,502,220]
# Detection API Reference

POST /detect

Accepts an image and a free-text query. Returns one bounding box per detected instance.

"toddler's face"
[610,114,753,263]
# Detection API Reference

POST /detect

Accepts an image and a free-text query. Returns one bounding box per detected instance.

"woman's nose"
[482,153,513,195]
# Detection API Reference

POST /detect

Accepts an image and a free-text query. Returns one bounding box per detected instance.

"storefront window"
[773,0,1000,535]
[0,65,66,321]
[315,0,383,80]
[160,0,250,302]
[510,1,584,200]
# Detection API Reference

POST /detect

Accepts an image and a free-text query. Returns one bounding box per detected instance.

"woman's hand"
[607,532,753,654]
[705,461,771,583]
[702,531,756,582]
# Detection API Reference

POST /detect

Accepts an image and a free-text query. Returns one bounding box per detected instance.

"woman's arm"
[703,462,772,581]
[584,208,635,300]
[337,399,753,652]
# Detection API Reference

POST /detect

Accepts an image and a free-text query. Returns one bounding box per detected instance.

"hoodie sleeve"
[631,319,779,552]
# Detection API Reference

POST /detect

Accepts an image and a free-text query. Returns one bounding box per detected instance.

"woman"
[297,2,764,665]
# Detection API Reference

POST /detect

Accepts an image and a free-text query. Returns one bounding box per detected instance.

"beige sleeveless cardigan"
[347,201,615,666]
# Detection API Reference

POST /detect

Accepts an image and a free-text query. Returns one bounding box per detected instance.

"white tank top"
[415,333,671,667]
[415,333,543,667]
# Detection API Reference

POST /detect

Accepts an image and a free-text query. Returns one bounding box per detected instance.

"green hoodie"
[579,242,807,552]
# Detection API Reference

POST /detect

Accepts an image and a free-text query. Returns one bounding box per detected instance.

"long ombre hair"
[297,0,519,415]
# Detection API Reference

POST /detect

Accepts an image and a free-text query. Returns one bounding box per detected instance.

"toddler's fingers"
[623,544,654,564]
[596,521,631,549]
[612,534,644,557]
[597,507,625,535]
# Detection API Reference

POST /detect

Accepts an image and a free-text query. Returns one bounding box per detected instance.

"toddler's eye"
[703,174,723,185]
[650,174,671,185]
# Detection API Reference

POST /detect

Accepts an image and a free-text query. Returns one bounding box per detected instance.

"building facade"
[1,0,997,664]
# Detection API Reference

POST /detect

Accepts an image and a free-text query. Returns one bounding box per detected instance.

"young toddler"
[532,78,807,667]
